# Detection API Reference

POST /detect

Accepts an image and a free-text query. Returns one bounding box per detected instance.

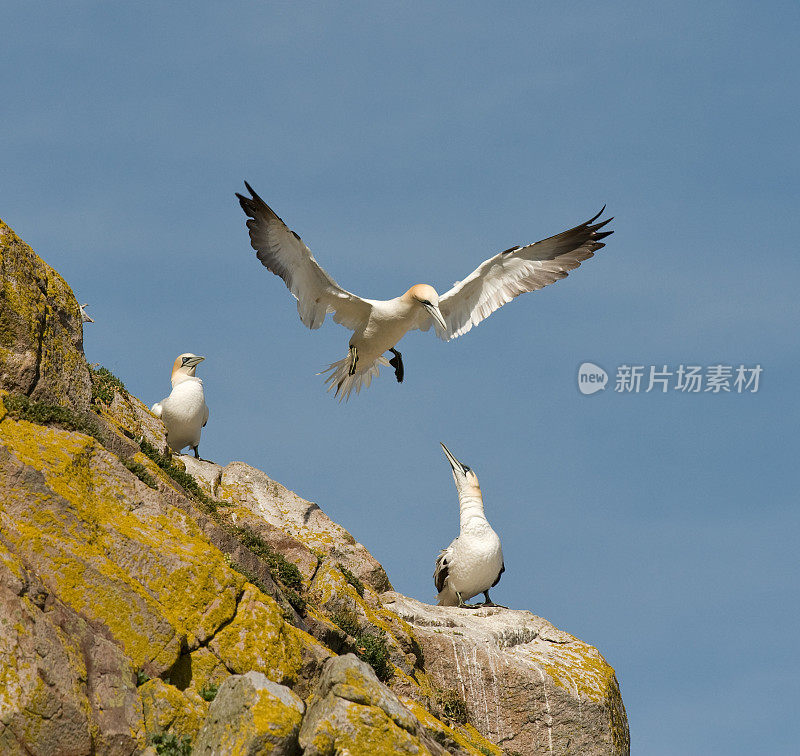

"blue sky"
[2,2,799,753]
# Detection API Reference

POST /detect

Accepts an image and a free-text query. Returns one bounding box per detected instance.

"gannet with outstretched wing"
[237,182,612,400]
[434,443,505,608]
[151,353,209,458]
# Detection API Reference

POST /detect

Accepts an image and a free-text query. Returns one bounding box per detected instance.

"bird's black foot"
[479,591,506,609]
[348,345,358,376]
[456,592,480,609]
[388,348,404,383]
[192,446,200,459]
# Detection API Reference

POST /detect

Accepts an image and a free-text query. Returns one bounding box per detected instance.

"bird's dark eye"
[463,465,471,473]
[421,300,432,306]
[182,357,190,365]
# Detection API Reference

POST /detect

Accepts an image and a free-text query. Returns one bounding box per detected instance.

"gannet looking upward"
[434,443,505,608]
[151,354,209,458]
[236,182,612,400]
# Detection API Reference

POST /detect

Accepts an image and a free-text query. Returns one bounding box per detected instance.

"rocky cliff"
[0,218,629,755]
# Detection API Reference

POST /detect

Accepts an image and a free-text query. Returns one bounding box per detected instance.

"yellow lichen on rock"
[0,218,91,409]
[0,413,243,671]
[208,584,303,685]
[403,699,502,756]
[140,678,208,741]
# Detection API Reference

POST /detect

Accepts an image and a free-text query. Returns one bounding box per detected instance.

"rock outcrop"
[194,672,305,755]
[0,219,91,409]
[383,595,629,755]
[0,218,628,754]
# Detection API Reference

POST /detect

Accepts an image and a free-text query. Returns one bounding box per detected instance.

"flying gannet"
[434,443,505,608]
[237,182,612,400]
[151,353,209,458]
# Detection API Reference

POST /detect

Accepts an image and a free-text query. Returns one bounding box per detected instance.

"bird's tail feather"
[319,352,390,402]
[436,586,460,606]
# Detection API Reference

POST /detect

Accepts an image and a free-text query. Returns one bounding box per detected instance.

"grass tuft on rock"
[331,607,361,638]
[329,607,392,680]
[434,688,469,724]
[139,439,217,510]
[356,628,393,682]
[198,682,219,702]
[228,524,303,592]
[88,363,127,405]
[3,392,104,443]
[150,732,191,756]
[337,563,365,597]
[122,459,158,489]
[226,558,306,615]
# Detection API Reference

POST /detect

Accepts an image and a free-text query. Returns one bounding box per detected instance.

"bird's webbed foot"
[388,348,404,383]
[479,591,506,609]
[456,592,481,609]
[348,345,358,376]
[192,446,200,459]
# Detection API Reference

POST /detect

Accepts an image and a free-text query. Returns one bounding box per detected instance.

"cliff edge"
[0,218,629,755]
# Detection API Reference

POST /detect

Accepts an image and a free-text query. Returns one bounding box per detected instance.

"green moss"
[137,670,151,686]
[88,363,127,405]
[150,732,191,756]
[198,682,218,702]
[338,563,365,597]
[2,392,103,443]
[139,439,217,511]
[227,559,307,617]
[282,586,307,615]
[123,459,158,489]
[227,524,303,591]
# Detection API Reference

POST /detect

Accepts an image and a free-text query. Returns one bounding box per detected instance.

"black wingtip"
[587,205,607,224]
[590,216,614,232]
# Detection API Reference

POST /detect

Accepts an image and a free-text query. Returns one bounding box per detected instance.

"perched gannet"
[79,303,93,323]
[434,443,505,608]
[237,182,612,400]
[151,354,209,457]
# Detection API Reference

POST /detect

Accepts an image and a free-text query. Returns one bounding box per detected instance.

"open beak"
[440,442,469,476]
[423,302,447,333]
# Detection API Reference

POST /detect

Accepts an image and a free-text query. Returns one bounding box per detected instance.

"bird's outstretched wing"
[237,182,371,331]
[427,209,613,340]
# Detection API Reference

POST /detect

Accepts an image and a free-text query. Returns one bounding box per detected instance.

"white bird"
[434,443,505,608]
[79,303,93,323]
[237,182,612,400]
[151,354,209,458]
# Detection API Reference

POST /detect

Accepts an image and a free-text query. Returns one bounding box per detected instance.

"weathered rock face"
[0,219,91,409]
[383,594,630,756]
[184,457,392,594]
[194,672,305,755]
[0,221,628,755]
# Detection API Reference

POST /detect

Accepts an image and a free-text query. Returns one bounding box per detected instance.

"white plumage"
[151,353,209,457]
[237,182,612,399]
[434,443,505,608]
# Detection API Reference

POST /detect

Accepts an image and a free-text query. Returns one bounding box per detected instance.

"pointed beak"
[440,442,469,476]
[185,355,205,367]
[423,302,447,333]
